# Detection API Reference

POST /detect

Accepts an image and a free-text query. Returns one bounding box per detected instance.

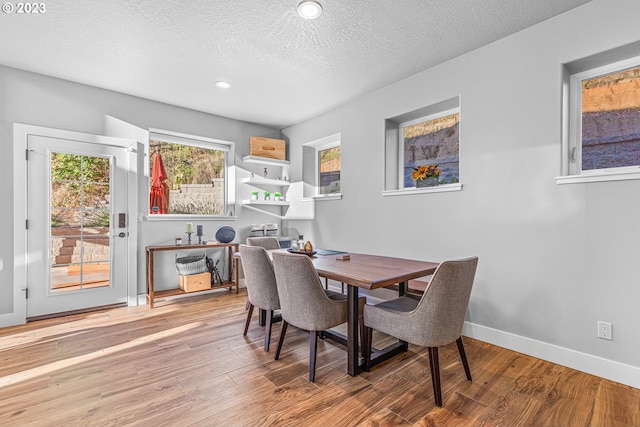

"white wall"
[0,65,282,315]
[282,0,640,386]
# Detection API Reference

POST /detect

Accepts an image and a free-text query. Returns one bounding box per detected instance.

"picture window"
[148,130,234,216]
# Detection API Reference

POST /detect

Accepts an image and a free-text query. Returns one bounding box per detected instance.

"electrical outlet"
[597,321,612,340]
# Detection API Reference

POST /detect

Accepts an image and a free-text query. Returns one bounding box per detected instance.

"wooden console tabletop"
[145,242,238,308]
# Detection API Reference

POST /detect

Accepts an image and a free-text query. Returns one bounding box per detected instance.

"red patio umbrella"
[150,151,170,214]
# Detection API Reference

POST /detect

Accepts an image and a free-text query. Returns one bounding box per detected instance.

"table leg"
[347,284,361,376]
[232,246,239,293]
[398,280,408,350]
[148,250,155,309]
[146,250,150,305]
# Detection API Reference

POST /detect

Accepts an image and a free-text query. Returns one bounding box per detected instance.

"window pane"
[149,140,226,215]
[51,153,83,181]
[80,156,110,183]
[83,183,110,210]
[51,182,82,209]
[582,66,640,171]
[403,113,459,187]
[319,146,340,195]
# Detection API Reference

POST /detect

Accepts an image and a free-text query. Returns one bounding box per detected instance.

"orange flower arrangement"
[411,164,441,181]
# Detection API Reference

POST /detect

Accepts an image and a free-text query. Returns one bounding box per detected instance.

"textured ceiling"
[0,0,591,128]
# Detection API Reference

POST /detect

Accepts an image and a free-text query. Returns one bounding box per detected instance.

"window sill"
[382,183,462,197]
[301,194,342,202]
[555,170,640,185]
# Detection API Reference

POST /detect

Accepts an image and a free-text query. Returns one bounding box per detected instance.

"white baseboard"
[0,312,21,328]
[463,322,640,389]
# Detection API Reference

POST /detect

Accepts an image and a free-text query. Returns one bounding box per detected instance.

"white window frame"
[558,55,640,185]
[147,128,236,219]
[303,133,342,201]
[396,108,462,192]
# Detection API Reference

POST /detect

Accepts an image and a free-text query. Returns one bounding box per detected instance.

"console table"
[145,242,239,308]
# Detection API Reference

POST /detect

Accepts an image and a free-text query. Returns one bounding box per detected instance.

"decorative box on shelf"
[250,136,286,160]
[179,272,211,293]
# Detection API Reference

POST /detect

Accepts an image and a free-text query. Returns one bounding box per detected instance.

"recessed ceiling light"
[214,80,232,89]
[297,1,322,19]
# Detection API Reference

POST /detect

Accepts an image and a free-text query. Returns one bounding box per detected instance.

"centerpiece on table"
[412,164,441,188]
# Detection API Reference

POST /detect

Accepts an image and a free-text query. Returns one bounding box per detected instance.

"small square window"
[383,97,462,195]
[318,146,340,195]
[400,111,460,189]
[568,59,640,177]
[302,133,341,200]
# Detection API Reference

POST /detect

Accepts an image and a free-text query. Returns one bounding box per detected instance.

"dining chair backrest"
[246,237,281,250]
[272,252,347,332]
[410,256,478,347]
[239,244,280,311]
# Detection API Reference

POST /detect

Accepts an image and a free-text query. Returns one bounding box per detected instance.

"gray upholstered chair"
[246,236,281,250]
[244,236,281,309]
[272,251,366,382]
[363,257,478,407]
[239,244,280,351]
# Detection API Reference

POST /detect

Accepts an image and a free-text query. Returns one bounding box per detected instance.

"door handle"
[114,232,128,238]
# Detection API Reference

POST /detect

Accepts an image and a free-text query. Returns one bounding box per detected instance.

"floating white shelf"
[242,177,290,187]
[242,155,290,167]
[242,199,290,206]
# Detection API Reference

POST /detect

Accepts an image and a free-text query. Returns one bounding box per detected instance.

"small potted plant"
[274,191,282,201]
[412,164,441,188]
[251,191,259,200]
[264,191,271,200]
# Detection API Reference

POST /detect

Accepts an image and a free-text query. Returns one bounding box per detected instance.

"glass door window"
[50,153,111,293]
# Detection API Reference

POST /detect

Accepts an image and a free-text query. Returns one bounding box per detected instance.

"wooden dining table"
[309,252,439,376]
[237,249,439,376]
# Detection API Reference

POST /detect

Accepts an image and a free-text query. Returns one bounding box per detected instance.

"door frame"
[13,123,138,325]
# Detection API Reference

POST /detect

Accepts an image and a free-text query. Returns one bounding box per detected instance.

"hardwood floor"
[0,290,637,426]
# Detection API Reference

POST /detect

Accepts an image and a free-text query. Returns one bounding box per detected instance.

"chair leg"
[324,277,328,290]
[456,337,472,381]
[309,330,318,382]
[274,321,288,360]
[264,310,273,352]
[243,303,254,336]
[341,282,345,293]
[427,347,442,407]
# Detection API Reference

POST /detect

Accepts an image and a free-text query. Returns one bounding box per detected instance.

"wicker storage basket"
[175,251,208,275]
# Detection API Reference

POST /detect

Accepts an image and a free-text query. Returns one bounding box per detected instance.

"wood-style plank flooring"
[0,290,638,426]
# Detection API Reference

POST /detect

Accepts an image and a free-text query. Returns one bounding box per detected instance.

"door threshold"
[27,302,127,322]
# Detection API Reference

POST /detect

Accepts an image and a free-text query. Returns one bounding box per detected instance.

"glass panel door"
[27,133,128,319]
[50,153,112,293]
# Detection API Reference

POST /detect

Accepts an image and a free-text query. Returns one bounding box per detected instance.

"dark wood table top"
[234,248,439,289]
[310,252,438,290]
